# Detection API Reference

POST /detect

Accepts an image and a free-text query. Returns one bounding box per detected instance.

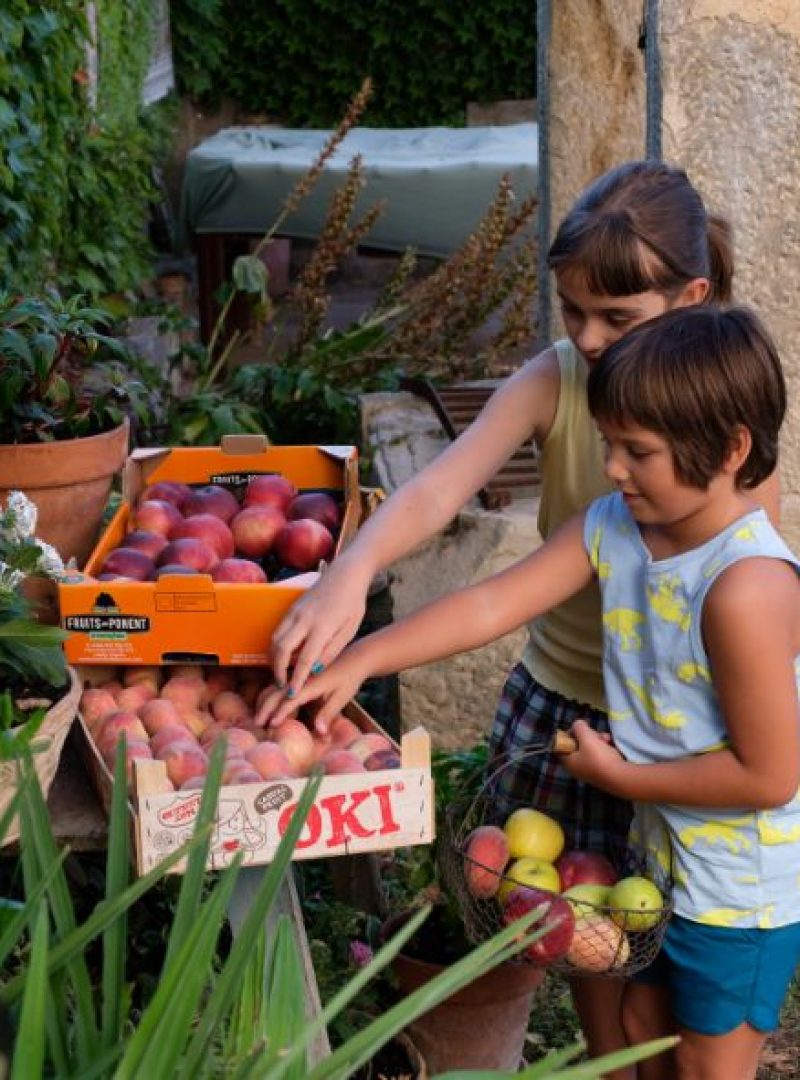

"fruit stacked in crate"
[448,806,671,977]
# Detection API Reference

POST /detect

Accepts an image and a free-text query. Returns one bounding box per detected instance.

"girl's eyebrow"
[555,289,642,317]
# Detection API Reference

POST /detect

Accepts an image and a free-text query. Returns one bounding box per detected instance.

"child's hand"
[562,719,626,790]
[254,649,369,734]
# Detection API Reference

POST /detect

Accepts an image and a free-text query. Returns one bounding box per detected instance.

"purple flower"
[349,940,373,968]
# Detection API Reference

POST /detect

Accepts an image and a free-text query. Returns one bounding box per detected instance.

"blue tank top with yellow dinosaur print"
[584,494,800,929]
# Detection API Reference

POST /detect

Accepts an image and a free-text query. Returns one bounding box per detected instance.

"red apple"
[502,886,576,965]
[133,499,183,537]
[182,485,239,523]
[123,530,168,560]
[274,519,334,571]
[230,506,286,558]
[171,513,235,560]
[211,558,268,583]
[287,492,341,531]
[99,547,155,581]
[555,851,618,892]
[139,480,192,509]
[244,474,297,512]
[157,538,218,574]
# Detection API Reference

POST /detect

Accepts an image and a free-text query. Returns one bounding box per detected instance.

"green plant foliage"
[171,0,537,126]
[0,2,169,297]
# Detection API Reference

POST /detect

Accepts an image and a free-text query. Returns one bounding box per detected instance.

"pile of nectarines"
[96,476,343,583]
[79,664,401,794]
[461,808,665,972]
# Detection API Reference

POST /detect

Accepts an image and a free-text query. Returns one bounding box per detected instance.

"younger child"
[259,306,800,1080]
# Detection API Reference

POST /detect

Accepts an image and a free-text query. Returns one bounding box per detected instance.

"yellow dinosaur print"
[758,905,776,929]
[676,661,711,685]
[734,874,760,886]
[733,524,759,543]
[603,608,644,651]
[703,558,724,580]
[647,575,692,632]
[679,815,753,855]
[757,814,800,846]
[588,527,611,580]
[626,677,687,729]
[608,707,634,723]
[695,907,759,927]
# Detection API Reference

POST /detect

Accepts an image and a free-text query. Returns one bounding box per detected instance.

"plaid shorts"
[487,662,633,859]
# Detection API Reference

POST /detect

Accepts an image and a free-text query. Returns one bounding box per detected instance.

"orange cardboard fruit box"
[58,436,362,667]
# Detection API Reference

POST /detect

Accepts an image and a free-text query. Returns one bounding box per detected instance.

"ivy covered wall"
[0,2,169,297]
[171,0,537,127]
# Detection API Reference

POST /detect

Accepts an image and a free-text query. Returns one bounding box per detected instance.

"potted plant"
[0,290,140,572]
[0,490,79,844]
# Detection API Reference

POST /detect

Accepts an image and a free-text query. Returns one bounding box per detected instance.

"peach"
[211,558,268,583]
[95,710,148,746]
[102,741,153,785]
[363,749,402,771]
[320,749,365,776]
[463,826,510,899]
[133,499,183,537]
[100,679,123,697]
[139,480,192,508]
[238,676,263,710]
[140,699,184,736]
[274,519,334,571]
[180,774,207,791]
[151,726,197,757]
[95,730,149,760]
[204,668,238,700]
[212,691,251,727]
[287,492,340,531]
[243,475,297,513]
[246,742,296,780]
[123,529,168,561]
[172,513,235,560]
[182,485,239,523]
[79,665,121,689]
[223,763,263,786]
[199,721,235,748]
[310,730,333,764]
[159,743,208,788]
[80,688,118,730]
[161,674,206,710]
[219,726,259,755]
[230,506,285,558]
[99,547,155,581]
[347,733,393,763]
[115,684,157,713]
[566,915,630,973]
[329,715,362,747]
[269,719,316,775]
[123,666,163,692]
[157,537,218,574]
[176,707,212,738]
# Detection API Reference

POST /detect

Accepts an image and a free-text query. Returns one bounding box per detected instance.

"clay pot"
[0,419,129,569]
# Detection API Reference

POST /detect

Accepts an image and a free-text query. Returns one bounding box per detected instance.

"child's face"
[556,267,673,365]
[598,418,710,527]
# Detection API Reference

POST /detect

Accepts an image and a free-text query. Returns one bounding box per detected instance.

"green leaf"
[11,901,48,1080]
[232,254,268,296]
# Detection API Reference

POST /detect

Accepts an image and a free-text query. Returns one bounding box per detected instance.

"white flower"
[0,561,25,591]
[1,491,38,542]
[36,541,65,580]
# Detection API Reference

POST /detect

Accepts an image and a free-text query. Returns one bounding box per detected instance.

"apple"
[555,850,618,891]
[156,564,200,578]
[503,808,565,863]
[156,538,218,574]
[123,529,168,560]
[498,857,561,903]
[230,506,285,558]
[171,514,235,560]
[182,485,239,523]
[99,547,155,581]
[243,475,297,513]
[133,499,183,537]
[274,519,335,571]
[463,825,510,899]
[502,886,575,965]
[287,492,341,531]
[139,480,192,509]
[211,557,268,583]
[562,883,613,916]
[566,914,630,973]
[607,876,663,932]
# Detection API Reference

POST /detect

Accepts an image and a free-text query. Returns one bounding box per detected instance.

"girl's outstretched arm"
[566,557,800,809]
[258,511,593,730]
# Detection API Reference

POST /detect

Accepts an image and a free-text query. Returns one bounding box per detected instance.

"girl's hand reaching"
[562,719,627,793]
[255,645,371,733]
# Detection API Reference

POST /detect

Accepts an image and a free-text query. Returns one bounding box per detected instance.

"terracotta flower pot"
[0,417,129,571]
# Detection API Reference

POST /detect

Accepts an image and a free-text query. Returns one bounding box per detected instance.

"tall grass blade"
[10,901,48,1080]
[100,739,133,1051]
[261,916,307,1078]
[0,849,67,970]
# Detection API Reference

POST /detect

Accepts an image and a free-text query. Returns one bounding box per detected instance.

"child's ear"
[725,425,753,475]
[675,277,710,307]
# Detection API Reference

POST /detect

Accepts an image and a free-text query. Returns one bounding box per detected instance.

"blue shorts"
[635,914,800,1035]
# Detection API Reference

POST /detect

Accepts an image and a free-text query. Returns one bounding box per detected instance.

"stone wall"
[361,392,541,748]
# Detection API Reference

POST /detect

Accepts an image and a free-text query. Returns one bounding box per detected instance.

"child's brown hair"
[587,306,785,490]
[549,161,733,304]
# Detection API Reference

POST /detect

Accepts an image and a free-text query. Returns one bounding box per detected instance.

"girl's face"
[556,267,703,366]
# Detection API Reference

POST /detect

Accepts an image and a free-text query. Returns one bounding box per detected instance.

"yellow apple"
[502,808,565,862]
[562,882,613,916]
[497,856,561,903]
[607,876,663,932]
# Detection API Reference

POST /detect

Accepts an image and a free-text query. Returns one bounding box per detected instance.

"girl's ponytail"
[706,214,734,304]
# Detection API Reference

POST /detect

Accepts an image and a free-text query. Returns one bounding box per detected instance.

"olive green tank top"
[521,338,611,710]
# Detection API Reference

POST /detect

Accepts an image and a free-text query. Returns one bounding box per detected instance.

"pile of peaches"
[96,475,342,583]
[79,664,400,793]
[462,809,665,973]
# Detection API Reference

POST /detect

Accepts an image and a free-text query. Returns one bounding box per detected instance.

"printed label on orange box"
[137,769,434,871]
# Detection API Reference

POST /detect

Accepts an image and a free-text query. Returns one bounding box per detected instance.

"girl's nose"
[604,448,629,485]
[575,318,607,360]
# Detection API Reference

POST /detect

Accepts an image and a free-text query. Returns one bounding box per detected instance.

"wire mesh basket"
[440,745,673,977]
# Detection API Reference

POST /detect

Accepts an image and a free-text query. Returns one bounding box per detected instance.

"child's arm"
[566,558,800,810]
[258,512,594,730]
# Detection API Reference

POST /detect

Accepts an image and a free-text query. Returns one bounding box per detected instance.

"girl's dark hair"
[549,161,733,304]
[587,306,784,490]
